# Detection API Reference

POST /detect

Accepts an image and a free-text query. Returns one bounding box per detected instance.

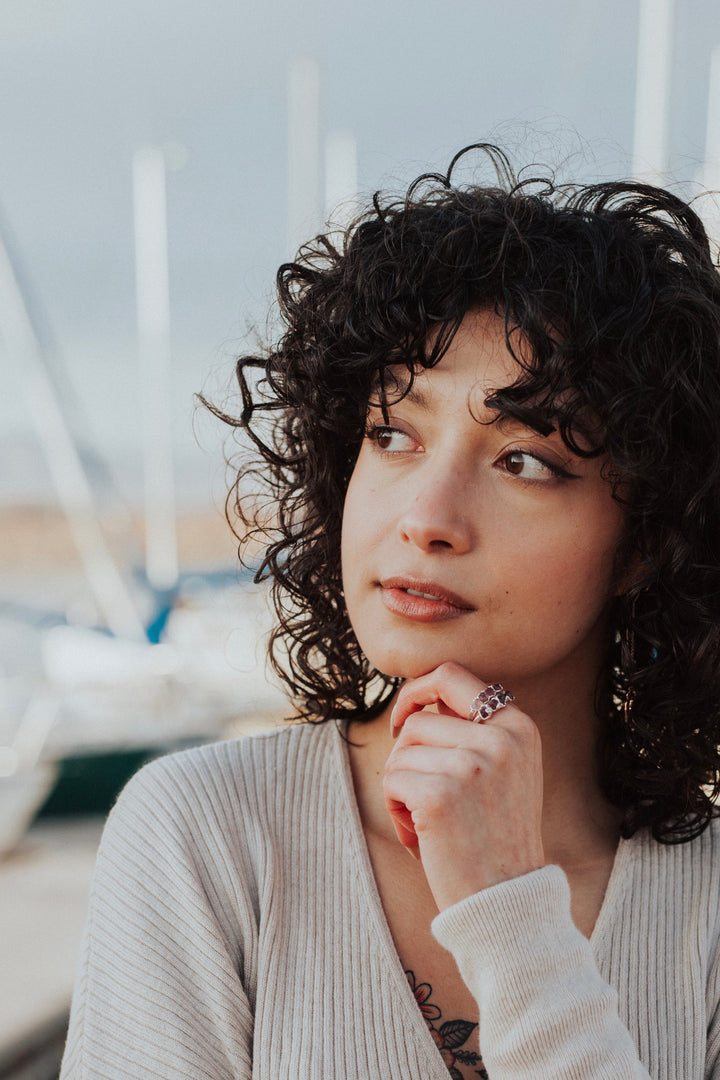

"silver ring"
[468,683,515,723]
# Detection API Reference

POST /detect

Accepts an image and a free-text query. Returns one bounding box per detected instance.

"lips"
[378,576,474,621]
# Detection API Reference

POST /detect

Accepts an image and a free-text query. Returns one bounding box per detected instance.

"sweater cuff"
[430,869,651,1079]
[431,865,575,983]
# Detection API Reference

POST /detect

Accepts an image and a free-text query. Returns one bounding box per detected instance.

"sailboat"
[0,167,285,848]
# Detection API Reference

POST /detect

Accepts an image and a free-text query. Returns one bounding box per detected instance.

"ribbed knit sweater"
[60,721,720,1079]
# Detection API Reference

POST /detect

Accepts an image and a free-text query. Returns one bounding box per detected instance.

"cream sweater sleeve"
[59,757,255,1080]
[705,923,720,1079]
[432,866,652,1080]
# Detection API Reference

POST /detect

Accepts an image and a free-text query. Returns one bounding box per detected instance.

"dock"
[0,818,102,1079]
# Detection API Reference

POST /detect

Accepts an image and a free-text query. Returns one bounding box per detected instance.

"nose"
[397,462,473,555]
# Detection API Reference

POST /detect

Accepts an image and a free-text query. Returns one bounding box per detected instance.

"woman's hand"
[383,661,545,911]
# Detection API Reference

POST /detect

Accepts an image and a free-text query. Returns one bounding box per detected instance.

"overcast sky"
[1,0,719,507]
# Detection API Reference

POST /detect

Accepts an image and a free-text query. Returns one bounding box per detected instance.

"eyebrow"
[368,376,431,412]
[493,409,556,436]
[369,377,551,433]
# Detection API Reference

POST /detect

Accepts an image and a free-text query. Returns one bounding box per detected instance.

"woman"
[60,146,720,1079]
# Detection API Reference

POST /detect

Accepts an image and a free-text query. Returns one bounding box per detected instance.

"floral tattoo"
[406,970,488,1079]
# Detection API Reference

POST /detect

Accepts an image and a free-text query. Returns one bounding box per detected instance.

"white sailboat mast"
[324,129,358,227]
[287,56,322,259]
[0,227,146,641]
[632,0,675,182]
[699,44,720,252]
[133,146,179,594]
[704,45,720,181]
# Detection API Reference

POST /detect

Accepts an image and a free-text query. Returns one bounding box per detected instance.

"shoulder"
[630,814,720,865]
[94,721,346,916]
[625,815,720,924]
[109,720,344,847]
[134,719,340,797]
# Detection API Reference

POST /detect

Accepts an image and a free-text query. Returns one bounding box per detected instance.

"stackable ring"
[468,683,515,723]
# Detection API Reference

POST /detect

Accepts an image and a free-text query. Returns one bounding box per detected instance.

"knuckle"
[387,745,410,771]
[398,713,421,741]
[454,747,482,780]
[492,738,514,769]
[437,660,463,680]
[385,744,407,771]
[423,780,454,818]
[477,726,514,767]
[397,680,415,702]
[513,712,542,747]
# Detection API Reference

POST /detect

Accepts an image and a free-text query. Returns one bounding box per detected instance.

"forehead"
[370,309,605,452]
[430,309,520,390]
[373,310,524,410]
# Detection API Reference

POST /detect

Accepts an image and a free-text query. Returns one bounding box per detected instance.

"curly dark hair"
[207,144,720,844]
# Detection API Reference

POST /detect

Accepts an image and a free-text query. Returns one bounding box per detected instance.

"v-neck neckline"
[332,720,458,1076]
[330,718,634,1066]
[589,821,632,955]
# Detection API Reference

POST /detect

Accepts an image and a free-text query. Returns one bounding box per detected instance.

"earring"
[623,606,636,723]
[611,593,637,719]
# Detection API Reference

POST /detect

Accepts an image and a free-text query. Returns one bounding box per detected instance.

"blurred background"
[1,0,719,1075]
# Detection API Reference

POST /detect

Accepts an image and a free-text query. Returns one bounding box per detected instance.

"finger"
[383,768,442,847]
[391,662,485,736]
[384,796,419,849]
[386,742,482,777]
[392,663,522,737]
[384,762,469,848]
[395,710,469,746]
[383,768,426,848]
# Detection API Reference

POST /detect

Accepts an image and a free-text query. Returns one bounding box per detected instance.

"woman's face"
[340,310,626,698]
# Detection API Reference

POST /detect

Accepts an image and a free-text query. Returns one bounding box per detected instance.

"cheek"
[522,526,623,627]
[499,492,622,596]
[340,468,375,591]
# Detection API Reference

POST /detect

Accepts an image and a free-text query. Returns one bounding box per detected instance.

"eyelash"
[364,423,574,482]
[500,449,573,482]
[365,424,415,454]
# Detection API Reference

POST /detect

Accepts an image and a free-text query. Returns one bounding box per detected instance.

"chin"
[365,651,421,682]
[367,645,469,682]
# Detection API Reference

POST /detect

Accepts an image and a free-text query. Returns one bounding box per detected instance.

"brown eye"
[501,450,558,480]
[505,451,526,475]
[367,425,416,453]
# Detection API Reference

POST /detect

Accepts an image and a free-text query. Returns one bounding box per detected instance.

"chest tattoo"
[405,970,488,1079]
